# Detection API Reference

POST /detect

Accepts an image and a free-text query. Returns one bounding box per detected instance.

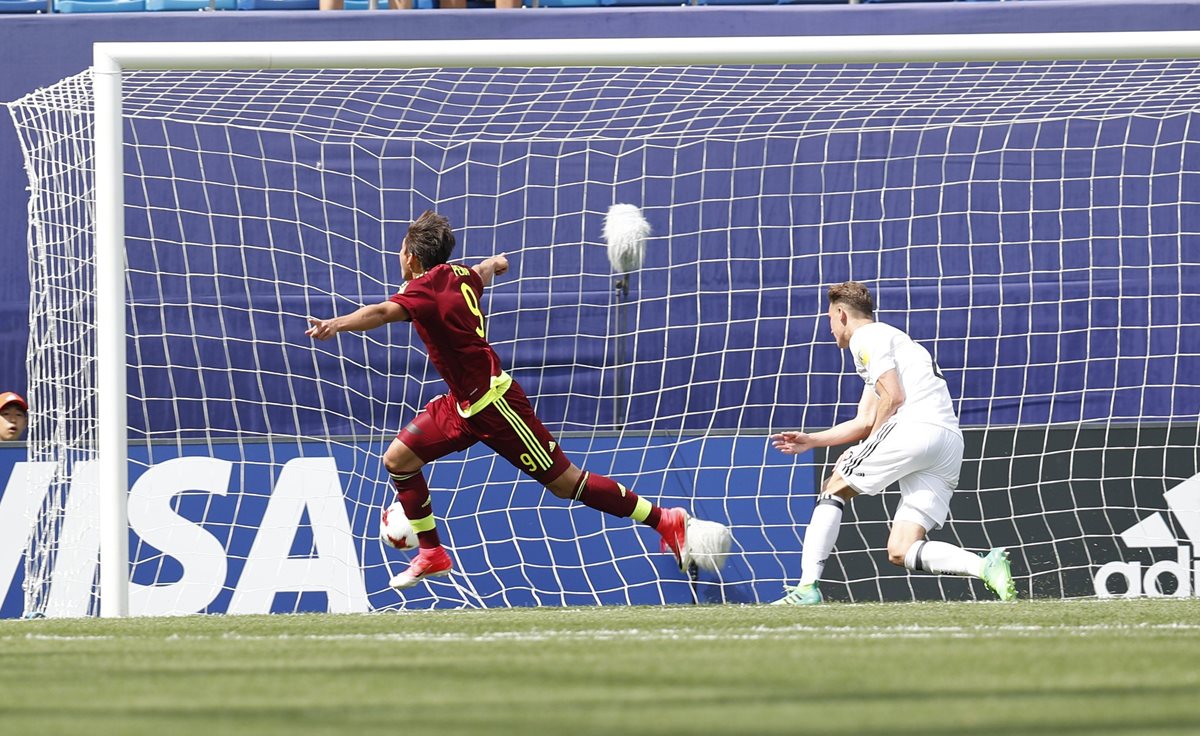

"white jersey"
[849,321,960,434]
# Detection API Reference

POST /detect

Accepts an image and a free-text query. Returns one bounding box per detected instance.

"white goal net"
[6,37,1200,616]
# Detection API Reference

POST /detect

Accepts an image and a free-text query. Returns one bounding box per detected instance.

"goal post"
[93,52,127,620]
[14,30,1200,617]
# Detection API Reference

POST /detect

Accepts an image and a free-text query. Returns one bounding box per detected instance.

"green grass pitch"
[1,598,1198,735]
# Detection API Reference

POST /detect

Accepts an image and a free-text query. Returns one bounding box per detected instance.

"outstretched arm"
[305,300,409,340]
[471,253,509,287]
[770,386,879,455]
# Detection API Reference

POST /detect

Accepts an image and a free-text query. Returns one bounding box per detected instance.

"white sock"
[904,540,984,577]
[798,496,844,585]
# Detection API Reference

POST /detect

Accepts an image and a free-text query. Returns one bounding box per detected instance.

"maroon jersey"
[389,263,504,411]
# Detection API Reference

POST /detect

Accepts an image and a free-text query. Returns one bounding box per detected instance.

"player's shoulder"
[850,320,887,345]
[857,320,910,343]
[850,321,906,362]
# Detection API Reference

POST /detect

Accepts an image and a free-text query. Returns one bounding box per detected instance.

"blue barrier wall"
[0,438,815,617]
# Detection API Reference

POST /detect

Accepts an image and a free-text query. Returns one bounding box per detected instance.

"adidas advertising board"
[812,425,1200,602]
[1093,473,1200,598]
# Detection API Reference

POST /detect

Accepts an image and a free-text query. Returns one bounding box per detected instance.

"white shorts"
[834,422,964,530]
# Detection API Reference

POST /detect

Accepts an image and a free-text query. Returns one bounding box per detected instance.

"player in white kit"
[770,282,1016,604]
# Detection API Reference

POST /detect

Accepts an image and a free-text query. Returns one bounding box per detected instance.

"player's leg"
[483,385,656,523]
[773,469,856,606]
[891,495,984,577]
[386,395,477,590]
[892,429,1015,599]
[385,395,476,550]
[888,428,978,574]
[887,510,974,576]
[543,462,693,569]
[776,427,910,605]
[544,464,656,523]
[893,500,1015,598]
[891,508,1015,601]
[382,438,439,549]
[479,384,692,569]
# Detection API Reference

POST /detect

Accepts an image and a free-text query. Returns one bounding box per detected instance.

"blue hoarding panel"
[0,436,814,617]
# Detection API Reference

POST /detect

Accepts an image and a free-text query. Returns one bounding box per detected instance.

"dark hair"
[828,281,874,318]
[405,210,456,270]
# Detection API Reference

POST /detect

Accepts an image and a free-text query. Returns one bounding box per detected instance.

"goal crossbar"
[95,32,1200,71]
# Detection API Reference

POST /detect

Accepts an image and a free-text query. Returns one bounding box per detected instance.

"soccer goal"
[7,33,1200,617]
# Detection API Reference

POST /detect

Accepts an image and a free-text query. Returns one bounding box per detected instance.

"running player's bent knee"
[887,540,914,567]
[383,455,420,476]
[820,476,856,502]
[383,444,423,476]
[545,479,574,499]
[545,465,581,499]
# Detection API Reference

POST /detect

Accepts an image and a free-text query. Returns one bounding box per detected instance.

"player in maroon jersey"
[306,210,694,590]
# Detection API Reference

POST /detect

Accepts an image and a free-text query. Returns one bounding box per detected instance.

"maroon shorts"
[396,380,570,484]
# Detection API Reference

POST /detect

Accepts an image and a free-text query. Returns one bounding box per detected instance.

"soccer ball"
[380,502,418,551]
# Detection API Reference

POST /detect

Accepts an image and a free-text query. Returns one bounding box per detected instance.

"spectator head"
[0,392,28,441]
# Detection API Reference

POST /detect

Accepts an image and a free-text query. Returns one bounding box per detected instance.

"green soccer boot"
[771,582,823,606]
[981,547,1017,601]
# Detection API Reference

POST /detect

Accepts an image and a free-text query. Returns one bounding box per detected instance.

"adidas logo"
[1094,472,1200,598]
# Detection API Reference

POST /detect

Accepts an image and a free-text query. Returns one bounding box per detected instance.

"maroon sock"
[644,505,663,530]
[390,470,441,549]
[573,471,661,527]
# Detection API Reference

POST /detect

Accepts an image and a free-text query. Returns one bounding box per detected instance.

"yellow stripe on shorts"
[494,396,553,470]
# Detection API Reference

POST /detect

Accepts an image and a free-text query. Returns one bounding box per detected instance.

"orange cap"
[0,392,27,412]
